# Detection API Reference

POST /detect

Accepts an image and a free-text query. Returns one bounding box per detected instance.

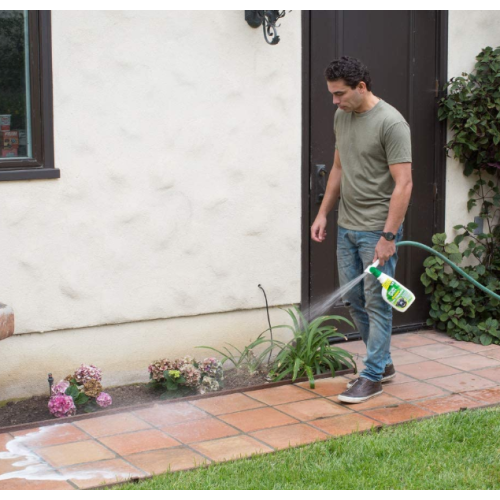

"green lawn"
[114,406,500,490]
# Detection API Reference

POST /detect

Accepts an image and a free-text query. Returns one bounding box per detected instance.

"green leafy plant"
[421,233,500,345]
[197,335,274,376]
[438,46,500,176]
[269,306,356,389]
[424,45,500,346]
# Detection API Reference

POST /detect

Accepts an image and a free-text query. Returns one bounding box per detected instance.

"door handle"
[315,164,327,204]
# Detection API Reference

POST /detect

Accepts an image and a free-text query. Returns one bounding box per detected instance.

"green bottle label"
[386,282,414,309]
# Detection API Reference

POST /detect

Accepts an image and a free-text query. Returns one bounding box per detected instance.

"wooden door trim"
[301,10,312,313]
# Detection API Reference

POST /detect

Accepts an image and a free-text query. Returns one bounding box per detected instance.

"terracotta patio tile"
[127,447,209,475]
[398,361,461,380]
[342,340,367,355]
[161,418,239,444]
[37,440,115,468]
[0,433,13,452]
[419,331,450,342]
[391,334,439,349]
[378,381,448,401]
[133,402,207,426]
[0,478,75,490]
[191,435,273,461]
[296,376,351,396]
[332,392,403,411]
[384,373,416,385]
[361,403,433,425]
[438,354,500,371]
[192,393,264,416]
[447,341,500,353]
[428,372,497,392]
[219,407,298,432]
[416,394,483,414]
[276,398,352,421]
[484,349,500,361]
[11,424,89,449]
[60,458,146,489]
[250,423,329,450]
[310,413,381,436]
[390,350,427,365]
[429,336,467,346]
[407,343,469,360]
[74,412,151,438]
[244,385,317,405]
[464,386,500,404]
[472,366,500,383]
[98,429,179,456]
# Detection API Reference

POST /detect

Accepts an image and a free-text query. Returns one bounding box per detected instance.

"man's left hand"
[373,238,396,266]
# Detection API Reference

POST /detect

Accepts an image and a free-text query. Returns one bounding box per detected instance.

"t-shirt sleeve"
[334,110,338,150]
[384,121,412,165]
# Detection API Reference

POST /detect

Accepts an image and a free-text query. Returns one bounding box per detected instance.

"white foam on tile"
[0,424,137,483]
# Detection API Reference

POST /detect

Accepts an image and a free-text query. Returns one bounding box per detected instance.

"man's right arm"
[310,149,342,243]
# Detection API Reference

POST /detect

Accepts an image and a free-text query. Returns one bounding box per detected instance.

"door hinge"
[435,80,439,98]
[433,182,438,200]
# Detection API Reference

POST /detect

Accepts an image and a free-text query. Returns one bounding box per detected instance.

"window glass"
[0,10,32,160]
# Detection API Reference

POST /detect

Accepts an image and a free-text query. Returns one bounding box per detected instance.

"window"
[0,10,58,181]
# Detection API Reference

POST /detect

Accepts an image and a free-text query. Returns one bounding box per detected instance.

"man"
[310,56,413,403]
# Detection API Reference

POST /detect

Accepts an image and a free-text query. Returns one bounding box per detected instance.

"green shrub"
[438,46,500,176]
[424,45,500,345]
[421,233,500,345]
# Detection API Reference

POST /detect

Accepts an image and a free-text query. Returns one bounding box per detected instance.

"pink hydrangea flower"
[48,395,76,418]
[74,364,102,384]
[199,357,223,380]
[51,380,70,396]
[96,392,112,408]
[180,363,201,388]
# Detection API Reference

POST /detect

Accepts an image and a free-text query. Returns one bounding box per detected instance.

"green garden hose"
[396,241,500,301]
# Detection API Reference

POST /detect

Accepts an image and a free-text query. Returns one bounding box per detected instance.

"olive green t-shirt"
[334,99,412,231]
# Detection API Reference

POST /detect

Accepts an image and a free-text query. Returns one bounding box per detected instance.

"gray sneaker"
[346,363,396,389]
[338,377,383,404]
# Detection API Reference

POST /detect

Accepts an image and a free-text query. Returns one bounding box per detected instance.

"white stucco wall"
[0,11,302,335]
[0,11,302,399]
[445,11,500,235]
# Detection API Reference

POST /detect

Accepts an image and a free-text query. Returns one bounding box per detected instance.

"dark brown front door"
[302,11,448,332]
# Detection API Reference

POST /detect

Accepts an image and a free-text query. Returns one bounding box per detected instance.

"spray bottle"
[364,262,415,313]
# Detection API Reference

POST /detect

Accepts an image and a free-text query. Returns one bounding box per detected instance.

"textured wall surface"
[0,11,302,336]
[445,11,500,235]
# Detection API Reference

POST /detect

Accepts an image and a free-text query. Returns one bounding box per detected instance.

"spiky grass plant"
[269,305,356,388]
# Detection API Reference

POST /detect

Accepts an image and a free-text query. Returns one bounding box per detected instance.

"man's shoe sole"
[338,388,383,404]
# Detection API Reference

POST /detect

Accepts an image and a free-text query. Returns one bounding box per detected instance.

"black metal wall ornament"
[244,11,289,45]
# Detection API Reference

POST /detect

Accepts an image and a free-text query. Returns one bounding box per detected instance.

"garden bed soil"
[0,367,274,428]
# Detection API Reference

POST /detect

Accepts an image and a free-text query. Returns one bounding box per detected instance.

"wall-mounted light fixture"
[244,11,289,45]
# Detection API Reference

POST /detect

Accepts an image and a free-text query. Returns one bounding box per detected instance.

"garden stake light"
[47,373,53,397]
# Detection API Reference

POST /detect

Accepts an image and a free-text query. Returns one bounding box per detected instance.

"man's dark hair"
[324,56,372,91]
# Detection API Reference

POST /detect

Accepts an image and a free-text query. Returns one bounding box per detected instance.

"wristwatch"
[381,231,396,241]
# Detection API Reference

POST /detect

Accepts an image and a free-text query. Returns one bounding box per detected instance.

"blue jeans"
[337,225,403,382]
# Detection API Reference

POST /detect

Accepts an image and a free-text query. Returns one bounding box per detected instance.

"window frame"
[0,10,59,181]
